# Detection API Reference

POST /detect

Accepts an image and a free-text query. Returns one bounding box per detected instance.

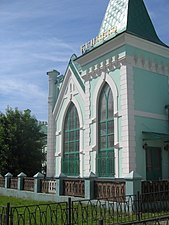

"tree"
[0,107,46,176]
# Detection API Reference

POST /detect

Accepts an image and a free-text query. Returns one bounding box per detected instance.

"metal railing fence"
[1,191,169,224]
[0,202,68,225]
[0,205,9,225]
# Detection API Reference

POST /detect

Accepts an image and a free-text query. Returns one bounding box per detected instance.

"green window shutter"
[62,103,80,176]
[97,83,115,177]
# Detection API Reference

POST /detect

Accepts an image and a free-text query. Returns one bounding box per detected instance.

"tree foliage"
[0,107,46,176]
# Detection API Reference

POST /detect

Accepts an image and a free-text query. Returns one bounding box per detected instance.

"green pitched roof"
[63,54,85,92]
[99,0,166,46]
[70,55,85,92]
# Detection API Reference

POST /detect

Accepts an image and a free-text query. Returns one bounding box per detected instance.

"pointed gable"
[53,54,85,119]
[99,0,166,46]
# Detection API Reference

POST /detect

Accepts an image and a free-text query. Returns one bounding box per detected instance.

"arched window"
[97,83,115,177]
[62,103,80,176]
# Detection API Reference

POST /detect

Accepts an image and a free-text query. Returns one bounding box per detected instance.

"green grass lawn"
[0,195,68,225]
[0,195,47,206]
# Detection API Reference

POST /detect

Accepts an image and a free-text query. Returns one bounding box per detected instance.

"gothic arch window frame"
[93,72,119,177]
[98,82,115,177]
[62,101,80,176]
[93,72,118,120]
[60,98,84,155]
[61,98,84,134]
[60,98,83,177]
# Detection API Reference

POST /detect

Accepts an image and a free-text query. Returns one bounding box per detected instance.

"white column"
[84,80,92,177]
[46,70,60,177]
[120,64,136,177]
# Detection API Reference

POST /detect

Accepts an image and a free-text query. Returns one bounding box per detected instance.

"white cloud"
[0,79,48,120]
[0,79,46,99]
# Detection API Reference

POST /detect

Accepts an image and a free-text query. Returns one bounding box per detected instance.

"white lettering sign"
[81,26,117,54]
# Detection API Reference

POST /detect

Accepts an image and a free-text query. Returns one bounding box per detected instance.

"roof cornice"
[76,33,169,67]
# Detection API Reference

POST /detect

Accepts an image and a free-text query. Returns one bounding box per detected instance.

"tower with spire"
[47,0,169,193]
[99,0,166,46]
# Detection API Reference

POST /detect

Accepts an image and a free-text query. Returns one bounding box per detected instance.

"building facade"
[47,0,169,181]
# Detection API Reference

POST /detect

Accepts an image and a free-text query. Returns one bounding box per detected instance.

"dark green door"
[146,147,162,180]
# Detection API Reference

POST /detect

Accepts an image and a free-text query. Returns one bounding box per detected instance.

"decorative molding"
[55,152,61,157]
[55,131,61,136]
[114,143,120,149]
[63,77,80,100]
[89,118,96,125]
[77,32,169,69]
[91,118,96,123]
[125,33,169,57]
[79,151,85,155]
[69,93,72,101]
[81,51,127,82]
[80,126,85,130]
[91,145,97,152]
[114,112,121,118]
[135,110,168,121]
[128,55,169,76]
[76,33,126,66]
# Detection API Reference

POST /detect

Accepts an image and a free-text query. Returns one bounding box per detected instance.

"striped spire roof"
[99,0,166,46]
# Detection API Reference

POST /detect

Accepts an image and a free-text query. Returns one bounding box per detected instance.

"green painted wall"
[134,68,169,114]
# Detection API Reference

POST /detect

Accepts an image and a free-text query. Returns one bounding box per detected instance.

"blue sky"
[0,0,169,121]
